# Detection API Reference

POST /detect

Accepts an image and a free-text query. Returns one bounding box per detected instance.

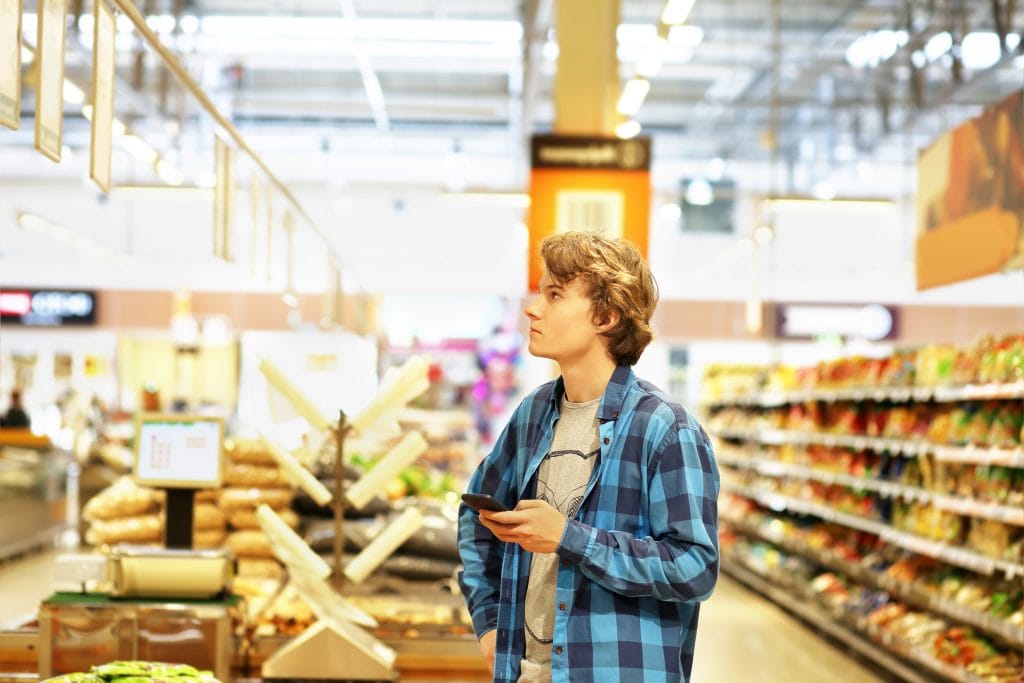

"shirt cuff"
[556,518,594,564]
[469,603,500,639]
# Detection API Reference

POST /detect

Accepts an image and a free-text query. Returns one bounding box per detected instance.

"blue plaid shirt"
[458,365,720,683]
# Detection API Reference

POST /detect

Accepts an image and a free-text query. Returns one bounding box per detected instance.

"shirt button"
[603,437,610,445]
[555,646,563,655]
[558,602,566,611]
[612,411,619,418]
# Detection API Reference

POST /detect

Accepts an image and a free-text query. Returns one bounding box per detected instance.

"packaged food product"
[225,529,275,559]
[193,528,226,549]
[83,477,163,522]
[218,487,293,511]
[227,507,298,531]
[193,503,226,530]
[236,558,284,579]
[224,463,285,488]
[85,514,163,546]
[224,438,277,466]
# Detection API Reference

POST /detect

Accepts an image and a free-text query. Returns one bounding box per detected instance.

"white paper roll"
[350,356,430,433]
[345,431,428,510]
[344,508,424,584]
[259,357,332,431]
[256,504,332,579]
[258,430,333,506]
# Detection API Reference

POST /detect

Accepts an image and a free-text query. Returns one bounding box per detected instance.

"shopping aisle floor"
[0,548,57,628]
[693,573,882,682]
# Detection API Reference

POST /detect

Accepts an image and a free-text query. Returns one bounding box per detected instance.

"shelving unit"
[708,360,1024,682]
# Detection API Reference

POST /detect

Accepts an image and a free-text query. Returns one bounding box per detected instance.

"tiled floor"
[2,549,884,681]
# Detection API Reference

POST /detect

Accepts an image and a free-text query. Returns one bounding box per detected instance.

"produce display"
[42,661,219,683]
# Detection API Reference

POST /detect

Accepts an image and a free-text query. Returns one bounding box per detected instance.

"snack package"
[224,439,277,466]
[85,514,163,546]
[83,477,163,522]
[193,528,227,549]
[227,507,298,531]
[193,503,226,530]
[225,530,275,559]
[224,463,285,488]
[218,487,293,511]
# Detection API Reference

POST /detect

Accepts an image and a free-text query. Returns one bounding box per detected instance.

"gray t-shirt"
[518,395,601,683]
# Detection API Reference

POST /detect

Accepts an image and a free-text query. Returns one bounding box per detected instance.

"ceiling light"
[636,36,668,77]
[811,181,836,200]
[911,50,927,68]
[924,32,952,62]
[439,192,530,208]
[961,32,1001,69]
[121,135,158,165]
[660,0,696,25]
[762,198,894,213]
[753,224,774,244]
[617,78,650,116]
[179,15,200,36]
[63,80,85,105]
[685,179,713,206]
[615,119,642,139]
[668,25,704,47]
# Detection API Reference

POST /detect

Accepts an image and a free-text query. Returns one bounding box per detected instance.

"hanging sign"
[0,288,97,326]
[0,0,21,129]
[89,0,116,193]
[527,135,651,291]
[34,0,67,162]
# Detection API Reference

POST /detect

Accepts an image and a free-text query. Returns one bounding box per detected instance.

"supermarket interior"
[1,0,1023,682]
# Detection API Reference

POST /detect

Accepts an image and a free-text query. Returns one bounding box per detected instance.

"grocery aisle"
[0,548,56,629]
[693,573,883,683]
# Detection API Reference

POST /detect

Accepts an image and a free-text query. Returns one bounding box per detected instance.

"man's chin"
[527,342,553,360]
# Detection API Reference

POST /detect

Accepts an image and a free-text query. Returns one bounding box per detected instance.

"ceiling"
[4,0,1022,194]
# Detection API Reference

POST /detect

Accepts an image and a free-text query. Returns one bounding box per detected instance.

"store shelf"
[722,513,1024,648]
[717,455,1024,527]
[722,484,1024,579]
[720,558,937,683]
[712,429,1024,465]
[705,381,1024,408]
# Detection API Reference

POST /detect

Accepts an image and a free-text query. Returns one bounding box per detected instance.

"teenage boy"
[458,231,720,683]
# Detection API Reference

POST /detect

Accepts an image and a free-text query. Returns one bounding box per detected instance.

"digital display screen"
[135,416,223,489]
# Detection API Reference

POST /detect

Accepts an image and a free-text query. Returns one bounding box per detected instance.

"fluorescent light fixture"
[762,197,895,214]
[617,78,650,116]
[668,24,704,47]
[636,36,669,77]
[924,32,952,62]
[961,32,1001,69]
[155,159,184,186]
[121,135,158,165]
[660,0,696,25]
[615,119,642,139]
[685,179,713,206]
[63,80,85,105]
[811,181,836,200]
[439,192,530,208]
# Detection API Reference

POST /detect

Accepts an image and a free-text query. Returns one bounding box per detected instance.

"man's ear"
[594,308,620,333]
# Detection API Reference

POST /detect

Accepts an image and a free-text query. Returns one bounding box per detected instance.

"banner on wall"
[916,90,1024,290]
[0,0,21,130]
[527,135,651,291]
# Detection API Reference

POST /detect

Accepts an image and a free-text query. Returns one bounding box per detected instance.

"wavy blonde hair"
[540,231,658,366]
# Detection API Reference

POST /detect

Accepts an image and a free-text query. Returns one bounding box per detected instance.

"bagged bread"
[86,513,163,545]
[83,477,163,522]
[226,529,275,559]
[225,438,277,466]
[237,558,284,579]
[228,507,298,531]
[225,463,285,488]
[195,489,220,504]
[219,487,293,511]
[194,528,227,549]
[194,503,227,530]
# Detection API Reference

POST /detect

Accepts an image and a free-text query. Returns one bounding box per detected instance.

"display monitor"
[134,414,224,489]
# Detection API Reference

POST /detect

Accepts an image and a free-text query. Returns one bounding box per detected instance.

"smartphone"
[461,493,511,513]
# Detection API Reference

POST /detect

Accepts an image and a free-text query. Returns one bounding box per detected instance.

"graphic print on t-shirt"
[535,448,599,518]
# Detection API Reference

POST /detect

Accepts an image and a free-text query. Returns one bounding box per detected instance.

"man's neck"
[558,351,617,404]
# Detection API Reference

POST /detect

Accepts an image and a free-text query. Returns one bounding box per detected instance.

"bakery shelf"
[722,513,1024,648]
[717,454,1024,527]
[721,484,1024,579]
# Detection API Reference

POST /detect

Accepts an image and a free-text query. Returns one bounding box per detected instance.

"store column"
[553,0,620,135]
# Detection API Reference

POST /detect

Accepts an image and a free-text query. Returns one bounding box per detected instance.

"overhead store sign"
[527,135,651,291]
[775,303,898,341]
[915,89,1023,290]
[0,288,97,326]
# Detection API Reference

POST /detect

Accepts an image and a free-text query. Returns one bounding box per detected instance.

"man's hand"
[479,628,497,674]
[479,499,567,554]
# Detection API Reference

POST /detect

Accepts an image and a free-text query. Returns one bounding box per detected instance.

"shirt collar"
[551,364,633,421]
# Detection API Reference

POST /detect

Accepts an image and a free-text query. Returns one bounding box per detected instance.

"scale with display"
[111,414,234,600]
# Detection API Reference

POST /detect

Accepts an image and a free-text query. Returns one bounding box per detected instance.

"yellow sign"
[0,0,21,129]
[34,0,67,162]
[89,0,116,193]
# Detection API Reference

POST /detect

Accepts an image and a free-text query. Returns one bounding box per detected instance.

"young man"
[458,231,719,683]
